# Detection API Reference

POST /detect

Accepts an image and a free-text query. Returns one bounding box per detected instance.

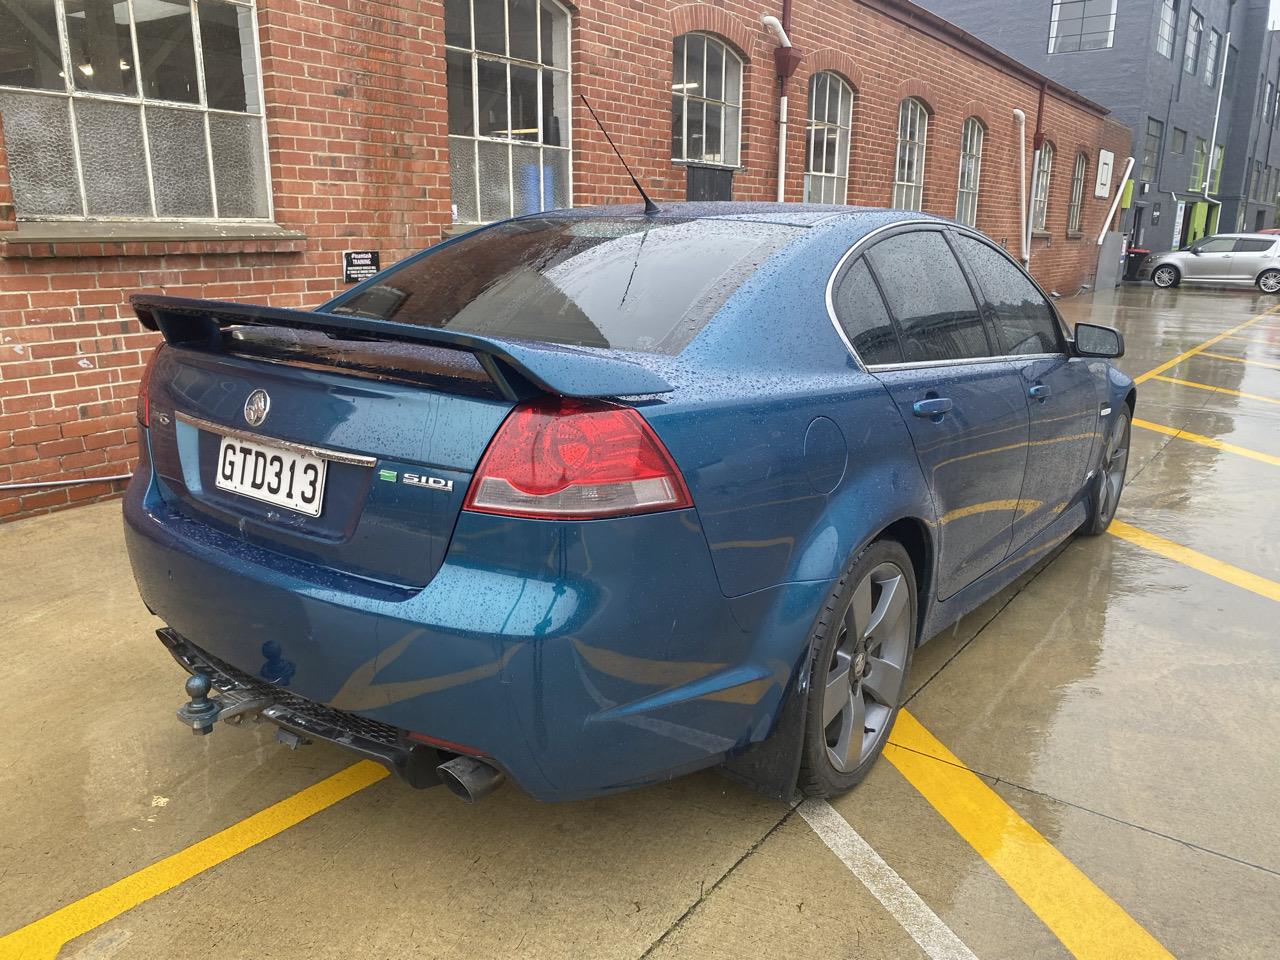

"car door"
[952,233,1099,552]
[1182,236,1236,279]
[1231,237,1278,281]
[835,228,1030,600]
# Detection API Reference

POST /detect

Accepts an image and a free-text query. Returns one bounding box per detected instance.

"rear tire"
[798,539,916,798]
[1082,410,1131,536]
[1257,269,1280,294]
[1152,265,1180,288]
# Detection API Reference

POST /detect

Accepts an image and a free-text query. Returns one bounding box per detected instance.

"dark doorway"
[685,165,734,201]
[1256,209,1268,231]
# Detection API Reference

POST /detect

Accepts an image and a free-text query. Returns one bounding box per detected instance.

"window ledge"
[1,220,307,259]
[1031,230,1052,240]
[1066,230,1085,240]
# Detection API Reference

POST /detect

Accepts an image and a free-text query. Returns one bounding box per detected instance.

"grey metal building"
[916,0,1280,252]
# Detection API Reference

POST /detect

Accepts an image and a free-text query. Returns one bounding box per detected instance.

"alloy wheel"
[821,562,912,773]
[1097,414,1131,525]
[1153,267,1177,288]
[1260,271,1280,293]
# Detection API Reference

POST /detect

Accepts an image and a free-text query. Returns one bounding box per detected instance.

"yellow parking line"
[1151,374,1280,405]
[0,761,387,960]
[1108,519,1280,602]
[887,711,1174,959]
[1134,304,1280,384]
[1132,417,1280,466]
[1197,351,1280,370]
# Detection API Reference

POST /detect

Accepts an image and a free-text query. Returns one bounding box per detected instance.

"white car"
[1141,233,1280,292]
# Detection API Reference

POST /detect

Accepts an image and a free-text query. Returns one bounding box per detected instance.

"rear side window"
[1234,238,1275,252]
[955,235,1063,355]
[324,218,802,355]
[866,231,991,362]
[831,258,903,365]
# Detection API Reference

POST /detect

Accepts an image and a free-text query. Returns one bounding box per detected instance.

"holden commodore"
[124,203,1133,803]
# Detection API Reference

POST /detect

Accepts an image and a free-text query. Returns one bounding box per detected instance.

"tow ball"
[176,674,220,735]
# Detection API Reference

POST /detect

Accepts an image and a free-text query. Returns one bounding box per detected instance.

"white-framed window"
[1067,152,1087,233]
[1184,10,1203,75]
[1048,0,1117,53]
[0,0,269,221]
[1204,28,1221,86]
[443,0,571,224]
[671,33,742,167]
[803,71,852,204]
[1032,141,1055,231]
[1210,143,1224,192]
[954,116,984,227]
[1156,0,1178,58]
[892,97,928,211]
[1188,137,1207,190]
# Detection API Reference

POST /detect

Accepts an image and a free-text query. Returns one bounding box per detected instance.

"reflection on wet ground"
[1,284,1277,959]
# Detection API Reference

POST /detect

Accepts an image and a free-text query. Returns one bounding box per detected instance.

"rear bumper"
[124,443,817,801]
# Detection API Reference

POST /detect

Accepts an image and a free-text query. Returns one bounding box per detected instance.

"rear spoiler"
[130,295,673,399]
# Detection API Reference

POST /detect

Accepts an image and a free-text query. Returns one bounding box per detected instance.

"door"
[953,233,1099,550]
[1182,235,1236,278]
[839,229,1030,599]
[1231,237,1278,281]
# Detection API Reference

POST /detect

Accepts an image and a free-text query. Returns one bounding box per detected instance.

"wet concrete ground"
[1,284,1278,959]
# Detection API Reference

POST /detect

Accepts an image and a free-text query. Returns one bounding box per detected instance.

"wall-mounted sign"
[343,250,380,284]
[1095,150,1115,198]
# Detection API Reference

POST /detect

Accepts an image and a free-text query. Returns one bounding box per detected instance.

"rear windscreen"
[325,217,803,355]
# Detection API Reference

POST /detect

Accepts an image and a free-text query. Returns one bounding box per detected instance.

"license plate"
[214,435,327,517]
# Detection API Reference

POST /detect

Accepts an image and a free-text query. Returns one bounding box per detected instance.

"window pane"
[705,38,723,101]
[0,0,63,90]
[723,105,739,165]
[477,138,511,220]
[957,236,1060,355]
[545,146,568,207]
[867,232,990,361]
[447,49,474,135]
[686,97,703,160]
[473,0,503,55]
[448,136,478,222]
[509,62,537,140]
[64,0,137,96]
[541,68,566,146]
[76,98,151,216]
[475,57,507,137]
[685,34,704,96]
[0,90,80,215]
[512,142,542,214]
[672,34,685,87]
[135,0,199,103]
[833,258,903,365]
[671,93,683,159]
[147,105,213,216]
[508,0,536,62]
[444,0,470,48]
[724,53,740,105]
[704,102,722,163]
[199,0,259,112]
[209,110,268,217]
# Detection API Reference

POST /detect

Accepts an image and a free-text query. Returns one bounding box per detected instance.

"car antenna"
[580,94,660,216]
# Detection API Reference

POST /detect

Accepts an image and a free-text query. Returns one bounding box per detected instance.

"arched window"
[671,33,743,167]
[955,117,985,227]
[803,72,853,204]
[1032,141,1055,231]
[892,98,929,211]
[444,0,572,224]
[1067,152,1088,233]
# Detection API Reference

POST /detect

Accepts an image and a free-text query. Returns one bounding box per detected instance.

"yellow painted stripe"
[886,710,1174,959]
[1134,304,1280,384]
[0,761,387,960]
[1108,519,1280,602]
[1132,417,1280,466]
[1151,374,1280,405]
[1197,351,1280,371]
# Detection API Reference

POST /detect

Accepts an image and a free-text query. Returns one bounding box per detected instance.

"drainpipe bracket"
[773,46,803,81]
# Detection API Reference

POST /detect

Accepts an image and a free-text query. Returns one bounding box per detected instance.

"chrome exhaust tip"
[436,755,505,803]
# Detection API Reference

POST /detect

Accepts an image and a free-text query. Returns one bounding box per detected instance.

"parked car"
[124,204,1133,803]
[1139,233,1280,291]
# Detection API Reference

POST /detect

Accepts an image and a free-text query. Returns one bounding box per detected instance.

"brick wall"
[0,0,1130,523]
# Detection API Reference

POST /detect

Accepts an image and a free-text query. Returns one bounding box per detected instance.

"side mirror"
[1075,323,1124,359]
[1189,246,1202,255]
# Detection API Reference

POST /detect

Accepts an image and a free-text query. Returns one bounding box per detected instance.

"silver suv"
[1141,233,1280,292]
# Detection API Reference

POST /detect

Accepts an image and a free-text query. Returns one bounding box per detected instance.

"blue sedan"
[123,203,1133,803]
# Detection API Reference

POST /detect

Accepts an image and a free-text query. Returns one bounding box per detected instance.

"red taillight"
[136,344,162,427]
[463,397,692,520]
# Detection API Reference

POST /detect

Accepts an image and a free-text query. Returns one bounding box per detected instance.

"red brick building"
[0,0,1129,521]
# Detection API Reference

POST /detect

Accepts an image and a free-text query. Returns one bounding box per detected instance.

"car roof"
[528,202,947,229]
[1209,232,1279,239]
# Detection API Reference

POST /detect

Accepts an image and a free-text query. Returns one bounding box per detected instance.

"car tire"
[1257,269,1280,294]
[1081,408,1131,536]
[797,539,916,798]
[1152,265,1180,288]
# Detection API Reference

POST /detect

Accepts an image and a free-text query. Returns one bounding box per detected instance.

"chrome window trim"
[824,220,1072,371]
[176,411,378,467]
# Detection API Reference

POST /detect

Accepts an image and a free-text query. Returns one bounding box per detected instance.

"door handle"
[1028,383,1052,402]
[912,397,954,420]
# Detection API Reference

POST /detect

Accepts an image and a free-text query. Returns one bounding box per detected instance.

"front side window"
[1204,28,1221,86]
[1195,237,1234,253]
[0,0,268,220]
[1032,142,1055,231]
[1048,0,1117,53]
[831,257,902,365]
[1189,138,1208,191]
[1140,117,1163,181]
[803,72,853,204]
[892,98,928,211]
[866,231,991,362]
[1184,11,1203,75]
[1068,153,1087,233]
[956,235,1062,356]
[955,117,985,227]
[1156,0,1178,57]
[444,0,571,224]
[671,33,742,167]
